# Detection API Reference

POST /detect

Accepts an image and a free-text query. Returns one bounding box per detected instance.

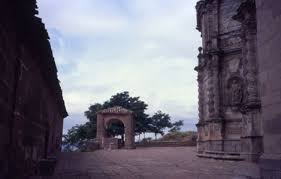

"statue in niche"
[242,115,250,136]
[228,77,243,110]
[204,126,208,136]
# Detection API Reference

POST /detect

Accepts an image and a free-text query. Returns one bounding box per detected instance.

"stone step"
[204,150,241,156]
[197,153,244,161]
[30,175,92,179]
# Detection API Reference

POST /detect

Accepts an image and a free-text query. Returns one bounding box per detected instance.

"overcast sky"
[37,0,201,133]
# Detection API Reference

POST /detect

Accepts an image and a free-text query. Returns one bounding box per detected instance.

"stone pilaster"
[207,0,223,142]
[234,0,262,162]
[196,122,205,153]
[196,47,205,123]
[195,47,205,153]
[208,53,220,120]
[210,52,224,151]
[196,0,224,154]
[124,114,135,149]
[96,114,105,143]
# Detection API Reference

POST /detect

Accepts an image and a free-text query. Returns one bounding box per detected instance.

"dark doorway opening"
[106,119,125,148]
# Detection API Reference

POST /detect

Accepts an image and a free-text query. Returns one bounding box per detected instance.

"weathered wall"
[256,0,281,177]
[0,0,67,178]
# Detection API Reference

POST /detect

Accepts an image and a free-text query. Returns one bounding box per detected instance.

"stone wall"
[0,0,67,178]
[102,138,120,150]
[256,0,281,177]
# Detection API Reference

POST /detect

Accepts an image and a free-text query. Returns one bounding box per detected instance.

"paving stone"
[38,147,259,179]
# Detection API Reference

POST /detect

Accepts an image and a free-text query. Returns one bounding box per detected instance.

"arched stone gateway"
[96,106,136,149]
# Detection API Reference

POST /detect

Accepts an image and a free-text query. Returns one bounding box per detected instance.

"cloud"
[37,0,201,131]
[38,0,130,37]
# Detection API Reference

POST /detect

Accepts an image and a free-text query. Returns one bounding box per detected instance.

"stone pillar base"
[196,140,204,153]
[241,136,263,162]
[260,154,281,179]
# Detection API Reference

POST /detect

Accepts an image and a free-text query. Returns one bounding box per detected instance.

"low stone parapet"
[135,141,196,148]
[84,139,100,152]
[102,138,118,149]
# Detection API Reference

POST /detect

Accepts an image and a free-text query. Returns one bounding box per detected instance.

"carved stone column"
[234,0,262,162]
[196,47,205,123]
[196,0,224,154]
[208,53,221,120]
[195,47,205,153]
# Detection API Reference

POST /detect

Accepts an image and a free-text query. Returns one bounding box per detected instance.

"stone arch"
[105,117,124,129]
[104,117,125,144]
[96,106,135,149]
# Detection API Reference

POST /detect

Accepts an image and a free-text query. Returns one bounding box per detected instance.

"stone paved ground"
[35,147,260,179]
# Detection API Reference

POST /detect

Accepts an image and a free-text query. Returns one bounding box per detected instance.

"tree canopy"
[169,120,184,133]
[150,111,173,139]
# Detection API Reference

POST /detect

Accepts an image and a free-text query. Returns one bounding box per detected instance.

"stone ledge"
[197,153,244,161]
[205,150,241,156]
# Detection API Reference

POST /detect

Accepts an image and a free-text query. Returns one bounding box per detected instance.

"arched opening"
[105,118,125,148]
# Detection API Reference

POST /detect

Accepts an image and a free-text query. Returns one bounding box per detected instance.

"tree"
[62,122,96,151]
[102,91,149,135]
[84,103,103,124]
[151,111,173,139]
[169,120,184,133]
[62,103,102,151]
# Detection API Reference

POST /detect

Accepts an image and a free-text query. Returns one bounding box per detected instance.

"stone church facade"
[0,0,67,178]
[196,0,262,162]
[196,0,281,176]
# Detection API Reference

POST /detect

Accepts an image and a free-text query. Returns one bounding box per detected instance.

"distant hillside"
[158,131,197,142]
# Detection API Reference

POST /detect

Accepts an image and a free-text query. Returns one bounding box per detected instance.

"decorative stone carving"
[204,126,208,136]
[98,106,133,115]
[227,77,243,109]
[228,58,241,73]
[233,0,262,162]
